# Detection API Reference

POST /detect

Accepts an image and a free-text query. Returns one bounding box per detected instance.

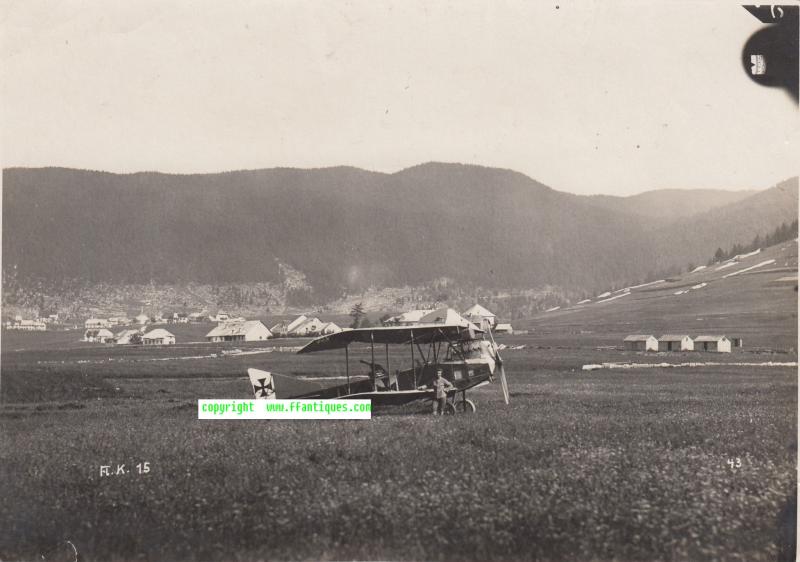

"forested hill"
[585,188,756,225]
[2,164,797,299]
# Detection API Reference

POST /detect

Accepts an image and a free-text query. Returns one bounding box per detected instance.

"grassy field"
[1,331,797,561]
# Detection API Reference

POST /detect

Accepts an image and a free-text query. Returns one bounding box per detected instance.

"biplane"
[247,322,510,414]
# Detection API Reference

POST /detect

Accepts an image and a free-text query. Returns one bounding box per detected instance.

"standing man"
[431,369,455,415]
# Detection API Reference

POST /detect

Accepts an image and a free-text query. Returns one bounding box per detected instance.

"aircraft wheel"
[455,399,476,414]
[443,402,457,416]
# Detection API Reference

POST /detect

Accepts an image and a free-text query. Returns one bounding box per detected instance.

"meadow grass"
[1,361,795,561]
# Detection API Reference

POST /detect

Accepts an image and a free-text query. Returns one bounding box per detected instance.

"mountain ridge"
[2,164,796,302]
[586,188,759,223]
[4,162,779,196]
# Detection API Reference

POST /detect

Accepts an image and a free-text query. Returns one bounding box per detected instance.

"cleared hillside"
[523,240,798,350]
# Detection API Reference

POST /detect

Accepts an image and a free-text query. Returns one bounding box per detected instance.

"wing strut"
[487,326,510,405]
[345,345,351,394]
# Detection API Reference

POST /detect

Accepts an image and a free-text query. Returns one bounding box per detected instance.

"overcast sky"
[1,1,797,195]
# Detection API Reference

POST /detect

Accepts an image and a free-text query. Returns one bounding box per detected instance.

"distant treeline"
[710,220,798,263]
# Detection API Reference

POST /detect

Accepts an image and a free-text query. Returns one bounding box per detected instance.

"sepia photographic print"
[1,2,798,561]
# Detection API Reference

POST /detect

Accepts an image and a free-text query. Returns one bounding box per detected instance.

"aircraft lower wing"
[334,389,433,406]
[341,376,492,406]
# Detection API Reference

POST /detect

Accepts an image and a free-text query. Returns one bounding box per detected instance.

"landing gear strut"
[445,390,476,414]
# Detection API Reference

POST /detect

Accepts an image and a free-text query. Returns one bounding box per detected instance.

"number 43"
[727,457,742,469]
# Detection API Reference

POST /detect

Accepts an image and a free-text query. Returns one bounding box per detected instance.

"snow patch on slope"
[722,259,776,278]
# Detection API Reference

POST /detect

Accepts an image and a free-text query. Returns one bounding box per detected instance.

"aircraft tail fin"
[248,368,277,399]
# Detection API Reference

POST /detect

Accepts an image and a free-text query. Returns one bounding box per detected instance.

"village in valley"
[5,300,742,354]
[4,303,505,346]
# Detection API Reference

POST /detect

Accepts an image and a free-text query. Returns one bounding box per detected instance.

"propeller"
[486,325,510,405]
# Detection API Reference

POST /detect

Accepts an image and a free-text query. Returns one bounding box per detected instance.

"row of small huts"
[83,317,346,345]
[206,317,345,342]
[624,334,734,353]
[84,328,176,345]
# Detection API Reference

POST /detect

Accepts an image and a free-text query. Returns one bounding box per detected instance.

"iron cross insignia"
[253,378,274,398]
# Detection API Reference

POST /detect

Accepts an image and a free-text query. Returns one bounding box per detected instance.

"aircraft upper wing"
[297,323,483,354]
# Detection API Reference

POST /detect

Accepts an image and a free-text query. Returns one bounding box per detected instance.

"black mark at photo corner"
[742,5,799,102]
